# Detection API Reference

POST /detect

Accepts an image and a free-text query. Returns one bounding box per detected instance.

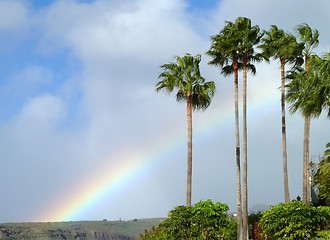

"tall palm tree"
[207,17,262,239]
[286,53,330,205]
[156,54,215,207]
[206,22,244,239]
[295,23,319,203]
[235,17,264,240]
[259,25,304,203]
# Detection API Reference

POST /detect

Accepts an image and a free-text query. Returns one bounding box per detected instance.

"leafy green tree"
[259,25,303,203]
[311,142,330,206]
[207,20,244,239]
[140,200,237,240]
[156,54,215,207]
[295,23,320,203]
[259,201,330,239]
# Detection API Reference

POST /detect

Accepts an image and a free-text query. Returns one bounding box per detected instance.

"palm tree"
[156,54,215,207]
[295,23,319,203]
[206,21,244,239]
[259,25,304,203]
[207,17,263,239]
[286,53,330,204]
[235,17,264,240]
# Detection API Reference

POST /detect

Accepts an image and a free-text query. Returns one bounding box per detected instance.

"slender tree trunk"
[281,61,290,203]
[234,66,242,240]
[186,93,192,207]
[303,116,308,203]
[242,57,248,240]
[303,56,310,203]
[306,116,311,202]
[305,57,310,203]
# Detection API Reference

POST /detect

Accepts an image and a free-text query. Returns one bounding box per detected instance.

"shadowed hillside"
[0,218,164,240]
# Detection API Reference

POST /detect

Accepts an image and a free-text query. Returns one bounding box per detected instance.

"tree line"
[155,17,329,239]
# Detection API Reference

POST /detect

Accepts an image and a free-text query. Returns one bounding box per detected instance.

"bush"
[139,225,169,240]
[139,200,237,240]
[248,212,262,226]
[259,201,330,239]
[249,212,263,239]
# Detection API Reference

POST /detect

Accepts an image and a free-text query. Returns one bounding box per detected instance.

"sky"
[0,0,329,223]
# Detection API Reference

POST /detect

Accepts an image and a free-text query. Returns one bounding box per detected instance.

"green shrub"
[139,225,169,240]
[248,212,262,226]
[139,200,237,240]
[249,212,263,239]
[259,201,330,239]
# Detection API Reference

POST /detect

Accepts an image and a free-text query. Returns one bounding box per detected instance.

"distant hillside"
[0,218,164,240]
[249,203,271,213]
[228,203,271,218]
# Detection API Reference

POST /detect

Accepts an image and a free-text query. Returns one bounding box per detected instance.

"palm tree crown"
[286,54,330,118]
[296,23,319,63]
[259,25,304,65]
[156,54,215,110]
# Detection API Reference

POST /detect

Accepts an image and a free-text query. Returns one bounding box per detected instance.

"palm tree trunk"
[281,62,290,203]
[303,116,308,203]
[303,56,310,203]
[186,93,192,207]
[306,116,311,202]
[242,58,248,240]
[234,66,242,240]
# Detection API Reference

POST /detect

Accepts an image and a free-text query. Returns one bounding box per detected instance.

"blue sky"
[0,0,329,223]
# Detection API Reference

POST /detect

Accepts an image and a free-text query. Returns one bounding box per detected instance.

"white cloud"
[38,0,209,133]
[2,65,53,98]
[0,0,29,32]
[41,0,204,63]
[17,93,66,126]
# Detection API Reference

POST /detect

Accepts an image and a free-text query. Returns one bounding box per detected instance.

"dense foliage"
[259,201,330,239]
[139,200,237,240]
[311,142,330,206]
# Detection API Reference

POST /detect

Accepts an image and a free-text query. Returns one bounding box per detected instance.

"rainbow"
[38,84,279,222]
